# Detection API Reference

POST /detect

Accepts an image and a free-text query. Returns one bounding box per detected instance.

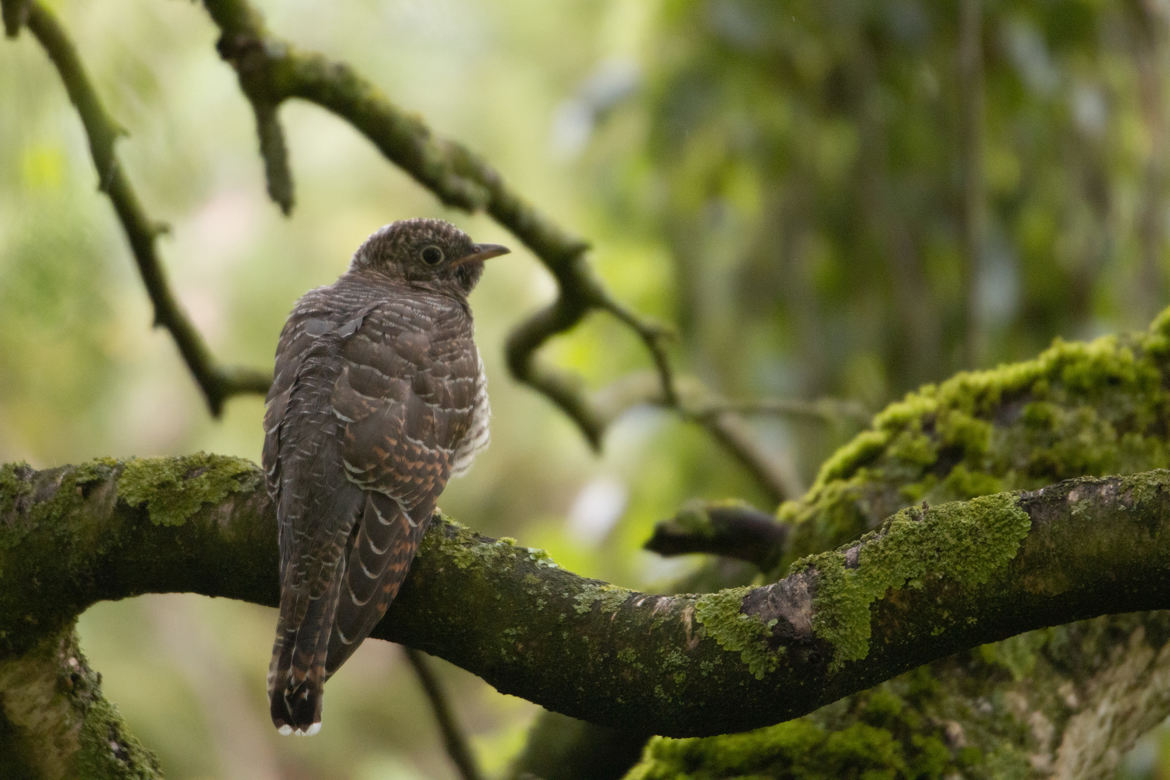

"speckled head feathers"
[350,218,509,296]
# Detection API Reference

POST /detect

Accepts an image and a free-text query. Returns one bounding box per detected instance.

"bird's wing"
[263,288,373,580]
[325,295,482,673]
[265,284,376,734]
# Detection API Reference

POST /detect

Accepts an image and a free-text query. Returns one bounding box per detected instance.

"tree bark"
[3,456,1170,761]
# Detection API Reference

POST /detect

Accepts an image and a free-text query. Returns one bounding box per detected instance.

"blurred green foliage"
[3,0,1170,777]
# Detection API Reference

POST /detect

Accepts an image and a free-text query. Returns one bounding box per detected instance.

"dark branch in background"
[404,648,483,780]
[3,456,1170,738]
[251,99,293,215]
[645,499,789,571]
[1,0,27,36]
[11,1,272,416]
[596,373,871,502]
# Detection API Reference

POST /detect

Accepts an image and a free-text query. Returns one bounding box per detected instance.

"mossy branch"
[3,455,1170,740]
[0,625,162,779]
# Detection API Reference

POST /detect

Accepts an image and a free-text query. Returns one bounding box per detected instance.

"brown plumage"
[263,219,507,735]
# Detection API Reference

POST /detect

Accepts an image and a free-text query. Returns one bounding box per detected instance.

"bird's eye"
[420,245,444,265]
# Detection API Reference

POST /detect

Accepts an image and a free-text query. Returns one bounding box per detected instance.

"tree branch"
[645,499,788,571]
[14,1,272,416]
[0,624,162,778]
[403,648,482,780]
[3,455,1170,740]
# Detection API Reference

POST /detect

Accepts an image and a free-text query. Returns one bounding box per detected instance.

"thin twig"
[1,0,28,37]
[403,648,483,780]
[20,1,272,416]
[701,413,802,503]
[252,99,293,215]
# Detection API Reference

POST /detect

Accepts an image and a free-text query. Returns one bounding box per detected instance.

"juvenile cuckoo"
[263,218,508,735]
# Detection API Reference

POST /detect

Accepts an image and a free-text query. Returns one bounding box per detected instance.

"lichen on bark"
[804,493,1031,671]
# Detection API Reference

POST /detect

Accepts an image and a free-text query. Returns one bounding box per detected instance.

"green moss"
[0,628,160,779]
[886,428,935,467]
[804,493,1031,671]
[626,665,992,778]
[631,308,1170,779]
[938,464,1003,500]
[0,462,33,518]
[628,689,958,779]
[778,313,1170,573]
[0,461,139,652]
[693,587,780,680]
[429,516,487,570]
[75,686,161,779]
[814,430,890,485]
[116,453,260,527]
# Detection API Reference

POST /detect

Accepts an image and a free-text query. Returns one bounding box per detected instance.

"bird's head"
[350,218,510,297]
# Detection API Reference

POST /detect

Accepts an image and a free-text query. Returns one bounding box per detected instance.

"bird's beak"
[453,243,510,267]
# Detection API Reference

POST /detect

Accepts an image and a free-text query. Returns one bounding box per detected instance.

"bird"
[262,218,508,736]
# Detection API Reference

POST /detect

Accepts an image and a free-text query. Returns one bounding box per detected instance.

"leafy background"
[3,0,1169,777]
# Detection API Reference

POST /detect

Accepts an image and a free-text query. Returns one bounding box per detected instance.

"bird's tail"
[267,569,342,736]
[326,494,430,676]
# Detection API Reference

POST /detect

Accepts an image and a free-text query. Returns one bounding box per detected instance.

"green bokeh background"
[4,1,1170,777]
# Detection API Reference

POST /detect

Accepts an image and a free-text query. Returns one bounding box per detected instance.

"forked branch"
[12,1,272,416]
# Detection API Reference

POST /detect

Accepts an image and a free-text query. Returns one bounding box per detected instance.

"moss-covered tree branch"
[631,610,1170,778]
[3,455,1170,742]
[621,307,1170,777]
[0,624,161,779]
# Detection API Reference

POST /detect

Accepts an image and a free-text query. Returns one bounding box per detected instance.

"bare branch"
[17,1,271,416]
[251,99,293,215]
[645,499,788,570]
[1,0,28,37]
[404,648,483,780]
